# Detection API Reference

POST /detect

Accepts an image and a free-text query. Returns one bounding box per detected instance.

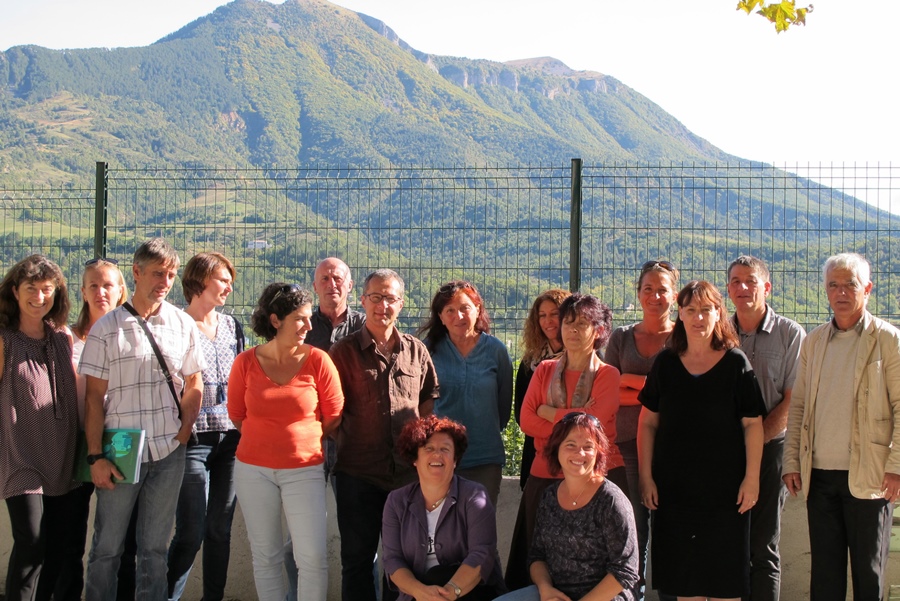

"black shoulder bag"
[123,302,184,420]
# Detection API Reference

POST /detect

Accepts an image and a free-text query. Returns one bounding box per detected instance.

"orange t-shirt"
[228,346,344,469]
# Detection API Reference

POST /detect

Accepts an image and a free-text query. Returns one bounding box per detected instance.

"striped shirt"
[78,300,206,462]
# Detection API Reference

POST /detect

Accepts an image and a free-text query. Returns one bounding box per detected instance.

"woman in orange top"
[228,283,344,601]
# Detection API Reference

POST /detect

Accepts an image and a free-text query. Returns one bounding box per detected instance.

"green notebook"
[75,429,146,484]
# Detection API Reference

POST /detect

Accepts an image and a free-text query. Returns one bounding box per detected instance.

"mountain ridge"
[0,0,735,185]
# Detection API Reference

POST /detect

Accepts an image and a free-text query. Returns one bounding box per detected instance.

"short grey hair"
[728,255,770,283]
[823,253,870,287]
[363,269,405,297]
[133,238,180,271]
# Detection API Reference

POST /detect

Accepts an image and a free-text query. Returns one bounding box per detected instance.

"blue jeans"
[167,430,239,601]
[86,445,186,601]
[333,472,390,601]
[234,460,328,601]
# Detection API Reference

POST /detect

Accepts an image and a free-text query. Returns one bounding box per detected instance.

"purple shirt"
[381,476,505,600]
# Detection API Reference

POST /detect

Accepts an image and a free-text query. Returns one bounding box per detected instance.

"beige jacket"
[783,311,900,499]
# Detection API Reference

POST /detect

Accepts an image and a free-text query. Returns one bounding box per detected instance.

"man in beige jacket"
[783,252,900,601]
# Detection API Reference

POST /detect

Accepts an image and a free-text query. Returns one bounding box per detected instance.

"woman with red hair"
[382,415,506,601]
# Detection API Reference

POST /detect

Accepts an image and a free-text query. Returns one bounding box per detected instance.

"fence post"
[94,162,108,258]
[569,158,583,292]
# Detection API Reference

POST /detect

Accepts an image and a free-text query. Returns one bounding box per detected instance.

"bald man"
[306,257,366,351]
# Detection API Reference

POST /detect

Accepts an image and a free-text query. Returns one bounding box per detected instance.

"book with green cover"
[75,429,146,484]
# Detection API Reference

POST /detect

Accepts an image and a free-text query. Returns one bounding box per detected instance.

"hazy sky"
[1,0,897,170]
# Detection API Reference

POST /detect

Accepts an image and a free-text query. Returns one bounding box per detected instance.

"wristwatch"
[86,453,106,465]
[447,580,461,599]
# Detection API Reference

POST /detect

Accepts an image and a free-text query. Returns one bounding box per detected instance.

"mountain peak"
[504,56,604,79]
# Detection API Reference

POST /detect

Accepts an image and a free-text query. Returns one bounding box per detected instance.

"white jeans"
[234,460,327,601]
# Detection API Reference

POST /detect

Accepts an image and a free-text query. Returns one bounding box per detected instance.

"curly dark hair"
[558,293,613,350]
[670,280,739,355]
[418,280,490,350]
[0,255,70,330]
[544,412,610,477]
[250,283,313,341]
[396,414,469,466]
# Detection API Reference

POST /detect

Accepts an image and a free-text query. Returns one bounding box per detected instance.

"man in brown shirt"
[329,268,439,601]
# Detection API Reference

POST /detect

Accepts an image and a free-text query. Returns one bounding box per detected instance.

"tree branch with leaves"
[738,0,813,32]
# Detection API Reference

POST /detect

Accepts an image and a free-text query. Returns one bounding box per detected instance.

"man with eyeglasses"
[726,255,805,601]
[329,269,440,601]
[784,253,900,601]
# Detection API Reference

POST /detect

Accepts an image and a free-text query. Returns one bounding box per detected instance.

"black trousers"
[5,493,68,601]
[806,469,892,601]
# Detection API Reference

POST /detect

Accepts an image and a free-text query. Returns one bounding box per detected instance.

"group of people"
[1,240,898,601]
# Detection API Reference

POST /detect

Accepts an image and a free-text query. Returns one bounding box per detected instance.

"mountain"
[0,0,734,185]
[1,0,898,329]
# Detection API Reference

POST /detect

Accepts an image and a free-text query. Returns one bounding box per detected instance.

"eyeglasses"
[560,411,601,427]
[363,293,402,305]
[271,283,301,303]
[85,258,119,266]
[641,260,675,273]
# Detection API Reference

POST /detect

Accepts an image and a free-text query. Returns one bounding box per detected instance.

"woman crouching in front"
[381,415,506,601]
[496,412,640,601]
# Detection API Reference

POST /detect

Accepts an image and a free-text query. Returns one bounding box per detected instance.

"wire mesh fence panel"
[105,164,572,349]
[582,162,900,332]
[0,182,96,316]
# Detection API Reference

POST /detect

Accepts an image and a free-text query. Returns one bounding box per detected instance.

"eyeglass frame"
[362,292,403,305]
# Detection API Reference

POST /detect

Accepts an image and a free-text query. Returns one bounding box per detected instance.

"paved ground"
[1,478,898,600]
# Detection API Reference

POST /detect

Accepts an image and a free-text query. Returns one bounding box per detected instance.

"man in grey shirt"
[727,255,805,601]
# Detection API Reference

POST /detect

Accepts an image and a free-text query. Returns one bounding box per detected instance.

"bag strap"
[122,302,182,419]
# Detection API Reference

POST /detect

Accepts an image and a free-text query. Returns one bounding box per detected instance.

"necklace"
[567,480,591,507]
[428,495,447,511]
[375,338,393,355]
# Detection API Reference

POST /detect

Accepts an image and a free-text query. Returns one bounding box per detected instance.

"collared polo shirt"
[329,326,439,490]
[78,300,206,462]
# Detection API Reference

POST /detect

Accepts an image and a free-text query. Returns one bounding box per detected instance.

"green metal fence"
[2,160,898,346]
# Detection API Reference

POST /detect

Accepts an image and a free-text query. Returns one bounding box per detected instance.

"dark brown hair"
[250,283,313,341]
[397,414,469,465]
[670,280,739,355]
[418,280,490,350]
[558,293,613,350]
[637,260,680,291]
[521,289,571,365]
[182,252,236,304]
[0,255,70,330]
[544,412,609,477]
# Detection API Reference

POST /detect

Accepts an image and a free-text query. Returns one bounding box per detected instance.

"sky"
[1,0,898,209]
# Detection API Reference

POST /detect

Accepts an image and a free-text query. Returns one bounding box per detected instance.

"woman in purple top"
[0,255,78,601]
[382,415,506,601]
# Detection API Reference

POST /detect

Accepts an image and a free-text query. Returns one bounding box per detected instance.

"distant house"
[246,239,269,250]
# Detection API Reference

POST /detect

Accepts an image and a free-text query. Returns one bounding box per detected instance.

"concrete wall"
[1,477,896,600]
